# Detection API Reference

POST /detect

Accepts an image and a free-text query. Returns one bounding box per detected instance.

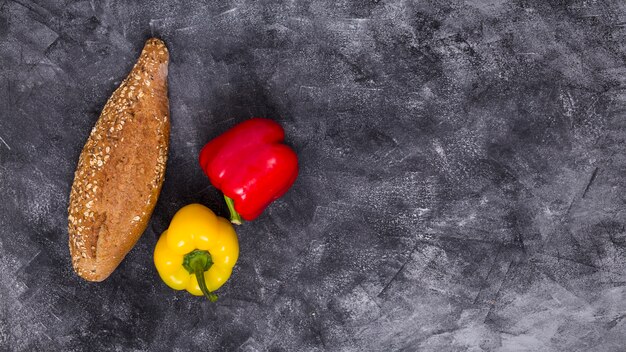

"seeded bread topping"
[68,38,170,281]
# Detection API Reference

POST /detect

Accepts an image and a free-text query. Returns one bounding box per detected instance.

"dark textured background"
[1,0,626,351]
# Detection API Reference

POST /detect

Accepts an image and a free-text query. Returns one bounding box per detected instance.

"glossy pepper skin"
[154,204,239,301]
[199,118,298,223]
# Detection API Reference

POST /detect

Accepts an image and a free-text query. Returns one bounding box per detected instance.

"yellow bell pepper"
[154,203,239,301]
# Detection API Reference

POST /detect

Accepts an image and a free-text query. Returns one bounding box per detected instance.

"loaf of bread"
[68,38,170,281]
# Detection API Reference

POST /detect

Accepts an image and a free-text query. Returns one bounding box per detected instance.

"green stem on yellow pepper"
[194,266,218,302]
[183,249,218,302]
[224,195,243,225]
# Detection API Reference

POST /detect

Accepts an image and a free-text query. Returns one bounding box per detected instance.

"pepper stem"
[224,195,243,225]
[183,249,218,302]
[194,266,218,302]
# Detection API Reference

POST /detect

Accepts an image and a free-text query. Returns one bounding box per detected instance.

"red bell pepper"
[199,118,298,224]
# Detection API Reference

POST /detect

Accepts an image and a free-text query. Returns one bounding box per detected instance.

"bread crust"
[68,38,170,281]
